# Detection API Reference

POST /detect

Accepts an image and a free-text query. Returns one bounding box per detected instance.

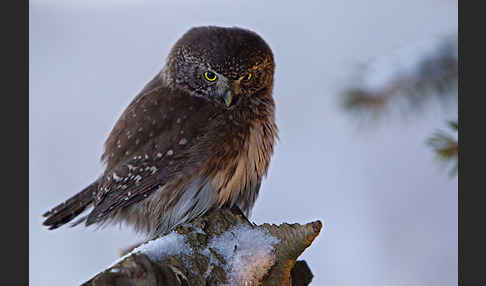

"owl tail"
[42,181,98,230]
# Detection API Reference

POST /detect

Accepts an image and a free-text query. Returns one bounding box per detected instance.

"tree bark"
[81,208,322,286]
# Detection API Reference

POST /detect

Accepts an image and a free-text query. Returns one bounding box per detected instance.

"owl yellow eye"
[243,73,252,81]
[204,71,217,82]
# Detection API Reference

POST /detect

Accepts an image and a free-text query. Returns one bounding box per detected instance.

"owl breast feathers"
[43,26,278,238]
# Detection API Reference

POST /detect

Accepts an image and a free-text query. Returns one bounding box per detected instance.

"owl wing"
[86,82,221,226]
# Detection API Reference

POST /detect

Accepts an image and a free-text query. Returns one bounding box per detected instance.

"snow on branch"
[81,208,322,286]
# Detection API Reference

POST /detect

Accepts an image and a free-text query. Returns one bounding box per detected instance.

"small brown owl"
[43,26,278,238]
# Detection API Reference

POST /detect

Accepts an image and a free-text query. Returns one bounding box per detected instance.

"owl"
[43,26,278,238]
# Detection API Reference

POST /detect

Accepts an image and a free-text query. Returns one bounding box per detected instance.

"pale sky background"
[29,0,458,285]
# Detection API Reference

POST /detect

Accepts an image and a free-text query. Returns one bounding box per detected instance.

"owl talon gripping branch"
[42,26,278,239]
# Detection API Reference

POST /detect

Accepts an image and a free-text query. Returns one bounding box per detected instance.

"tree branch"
[81,208,322,286]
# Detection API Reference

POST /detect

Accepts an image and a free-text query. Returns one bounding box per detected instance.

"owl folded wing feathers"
[44,83,221,230]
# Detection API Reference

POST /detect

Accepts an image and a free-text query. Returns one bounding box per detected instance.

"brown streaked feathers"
[43,26,278,238]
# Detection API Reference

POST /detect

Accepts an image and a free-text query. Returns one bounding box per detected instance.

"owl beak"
[223,89,233,107]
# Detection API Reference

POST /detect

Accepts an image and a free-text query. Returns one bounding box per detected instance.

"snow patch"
[103,224,279,285]
[106,232,192,270]
[136,232,193,263]
[203,224,280,285]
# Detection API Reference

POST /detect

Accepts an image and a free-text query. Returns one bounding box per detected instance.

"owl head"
[163,26,275,109]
